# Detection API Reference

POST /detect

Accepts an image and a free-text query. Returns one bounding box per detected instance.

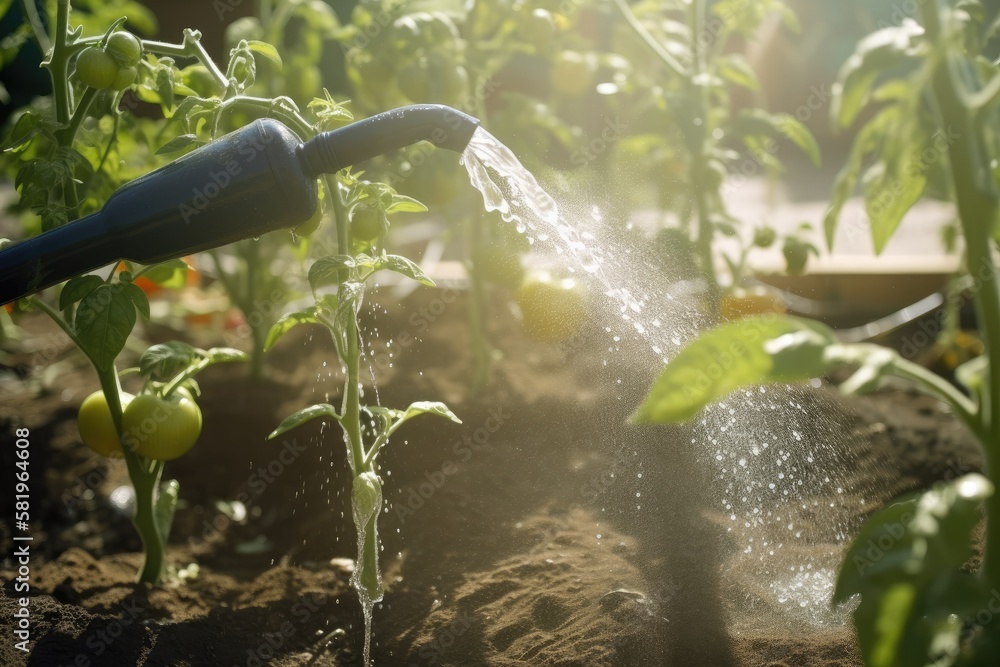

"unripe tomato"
[296,181,326,237]
[515,271,589,342]
[351,205,385,242]
[719,286,787,321]
[112,66,137,91]
[106,32,142,68]
[753,226,777,248]
[552,51,593,97]
[76,47,118,90]
[78,390,134,458]
[122,388,203,461]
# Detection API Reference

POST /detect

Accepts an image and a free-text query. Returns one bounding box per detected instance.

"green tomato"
[106,31,142,68]
[753,226,777,248]
[122,388,203,461]
[515,271,589,342]
[351,205,385,242]
[296,181,326,237]
[112,66,137,91]
[76,47,119,90]
[78,390,134,458]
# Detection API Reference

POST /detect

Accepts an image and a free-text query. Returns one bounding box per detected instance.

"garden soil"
[0,288,984,666]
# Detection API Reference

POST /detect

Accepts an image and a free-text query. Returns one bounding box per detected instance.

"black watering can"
[0,104,480,304]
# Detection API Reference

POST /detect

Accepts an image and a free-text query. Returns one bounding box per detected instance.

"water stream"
[460,126,876,629]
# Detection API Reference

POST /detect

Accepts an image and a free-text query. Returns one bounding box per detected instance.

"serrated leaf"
[381,254,435,286]
[246,40,282,67]
[308,255,370,289]
[59,275,104,310]
[268,403,340,439]
[632,316,836,424]
[264,308,323,351]
[155,134,203,155]
[139,341,198,381]
[74,284,138,371]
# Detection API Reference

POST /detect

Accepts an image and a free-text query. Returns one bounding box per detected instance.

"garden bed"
[0,287,983,666]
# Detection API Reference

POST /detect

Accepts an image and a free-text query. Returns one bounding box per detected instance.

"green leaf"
[268,403,340,439]
[204,347,249,364]
[308,255,375,290]
[861,135,928,254]
[139,341,198,381]
[264,308,324,351]
[823,107,897,250]
[716,53,759,91]
[772,114,821,167]
[832,22,923,127]
[381,254,435,287]
[834,475,993,667]
[59,275,103,310]
[74,284,139,371]
[136,259,189,288]
[384,194,428,214]
[121,282,150,320]
[246,40,282,67]
[632,316,836,424]
[155,134,203,155]
[397,401,462,426]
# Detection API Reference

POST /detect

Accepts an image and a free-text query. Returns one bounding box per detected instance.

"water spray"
[0,104,479,304]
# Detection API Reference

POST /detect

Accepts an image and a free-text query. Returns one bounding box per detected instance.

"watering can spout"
[0,104,480,305]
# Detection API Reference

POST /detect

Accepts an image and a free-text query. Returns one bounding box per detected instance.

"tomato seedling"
[266,176,461,665]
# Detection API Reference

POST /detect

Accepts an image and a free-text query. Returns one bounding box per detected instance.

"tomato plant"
[635,2,1000,663]
[266,176,462,665]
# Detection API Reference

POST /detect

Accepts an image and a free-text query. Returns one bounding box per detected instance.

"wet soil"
[0,287,983,666]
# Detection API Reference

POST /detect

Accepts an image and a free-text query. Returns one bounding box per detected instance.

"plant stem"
[328,179,366,473]
[56,86,98,146]
[48,0,72,126]
[922,0,1000,586]
[609,0,686,78]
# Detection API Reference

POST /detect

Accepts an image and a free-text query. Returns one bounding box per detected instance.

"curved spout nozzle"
[299,104,480,178]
